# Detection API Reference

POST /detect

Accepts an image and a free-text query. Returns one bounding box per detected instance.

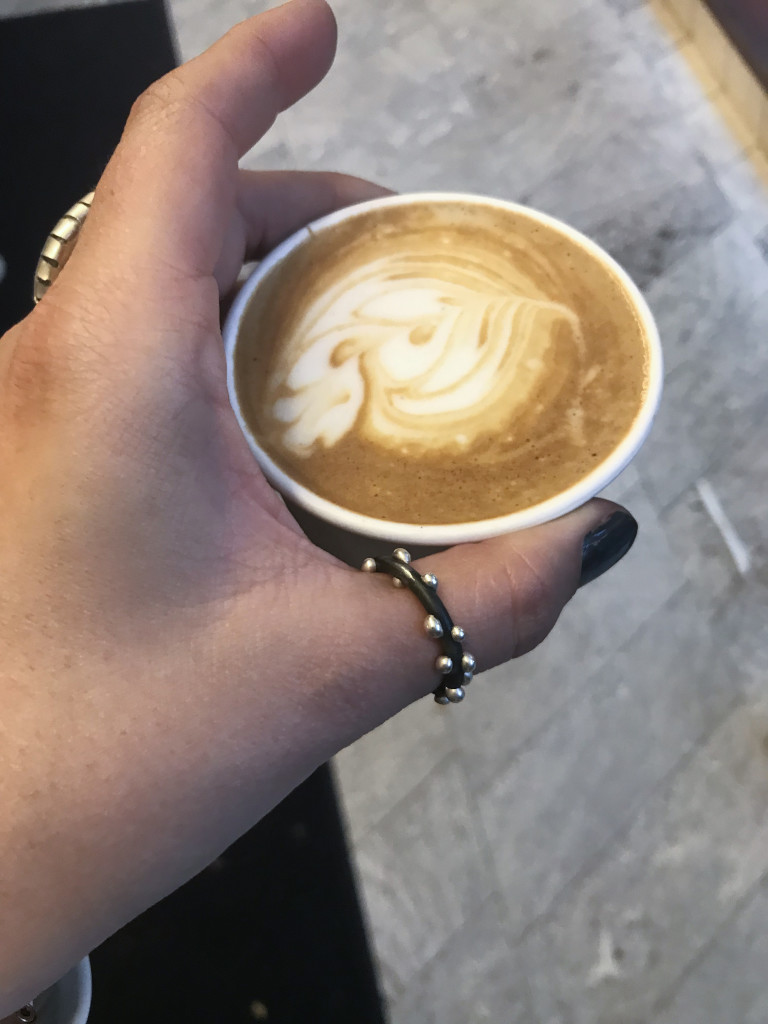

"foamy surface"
[267,247,586,457]
[237,202,648,524]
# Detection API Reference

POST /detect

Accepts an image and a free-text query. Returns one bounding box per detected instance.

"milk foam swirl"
[267,246,586,456]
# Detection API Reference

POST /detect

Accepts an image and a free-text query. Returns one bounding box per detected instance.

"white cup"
[223,192,662,554]
[28,957,91,1024]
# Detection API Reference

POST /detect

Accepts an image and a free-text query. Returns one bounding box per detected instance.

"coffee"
[234,200,650,525]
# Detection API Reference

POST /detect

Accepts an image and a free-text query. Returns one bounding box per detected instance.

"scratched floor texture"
[11,0,768,1020]
[170,1,768,1021]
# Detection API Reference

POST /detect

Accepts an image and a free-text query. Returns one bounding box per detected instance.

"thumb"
[414,500,637,672]
[321,499,637,740]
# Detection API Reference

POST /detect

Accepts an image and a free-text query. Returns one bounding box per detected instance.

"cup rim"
[223,191,663,544]
[37,956,92,1024]
[69,956,92,1024]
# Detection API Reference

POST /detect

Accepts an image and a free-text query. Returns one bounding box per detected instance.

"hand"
[0,0,635,1010]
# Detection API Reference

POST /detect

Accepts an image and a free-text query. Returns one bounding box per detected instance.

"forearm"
[1,641,300,1011]
[0,575,428,1013]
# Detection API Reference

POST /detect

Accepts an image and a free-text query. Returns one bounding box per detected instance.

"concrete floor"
[166,1,768,1021]
[6,0,768,1020]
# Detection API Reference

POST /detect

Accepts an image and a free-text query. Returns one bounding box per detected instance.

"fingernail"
[579,510,638,588]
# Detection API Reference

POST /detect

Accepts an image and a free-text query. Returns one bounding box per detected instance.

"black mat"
[88,767,384,1024]
[0,1,177,333]
[0,5,385,1021]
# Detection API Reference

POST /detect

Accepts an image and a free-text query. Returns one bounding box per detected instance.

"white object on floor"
[696,477,752,576]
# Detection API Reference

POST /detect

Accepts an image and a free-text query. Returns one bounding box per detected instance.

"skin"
[0,0,627,1011]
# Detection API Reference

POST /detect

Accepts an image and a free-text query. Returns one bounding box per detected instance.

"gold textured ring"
[33,191,95,304]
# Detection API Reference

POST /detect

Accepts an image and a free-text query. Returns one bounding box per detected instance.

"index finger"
[70,0,338,291]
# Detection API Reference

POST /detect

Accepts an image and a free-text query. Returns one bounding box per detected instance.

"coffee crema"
[235,201,649,524]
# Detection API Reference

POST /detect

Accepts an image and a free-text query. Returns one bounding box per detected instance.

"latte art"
[268,249,586,457]
[235,200,650,525]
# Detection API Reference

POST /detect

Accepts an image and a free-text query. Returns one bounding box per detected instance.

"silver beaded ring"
[361,548,475,704]
[33,191,94,304]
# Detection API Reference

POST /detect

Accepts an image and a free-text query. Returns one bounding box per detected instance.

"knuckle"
[128,75,182,128]
[1,300,109,429]
[124,76,231,161]
[1,320,68,428]
[499,547,561,658]
[244,28,284,108]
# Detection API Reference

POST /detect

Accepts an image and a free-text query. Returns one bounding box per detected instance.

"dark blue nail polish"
[579,510,638,588]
